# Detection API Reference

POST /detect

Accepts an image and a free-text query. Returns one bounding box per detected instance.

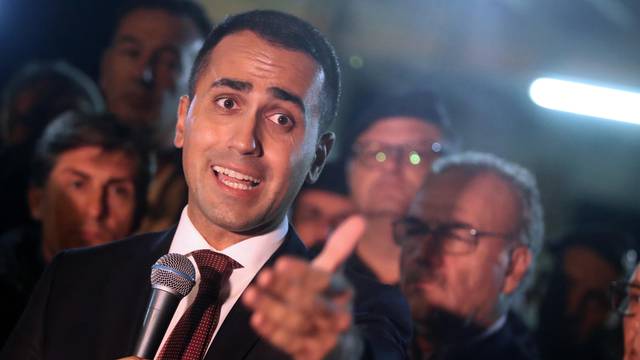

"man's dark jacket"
[2,227,410,359]
[410,314,538,360]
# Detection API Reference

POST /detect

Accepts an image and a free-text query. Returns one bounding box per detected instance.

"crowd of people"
[0,1,638,360]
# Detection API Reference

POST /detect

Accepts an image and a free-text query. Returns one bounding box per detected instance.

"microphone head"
[150,253,196,297]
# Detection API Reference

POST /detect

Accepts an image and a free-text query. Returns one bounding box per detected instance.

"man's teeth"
[220,179,253,190]
[213,166,260,186]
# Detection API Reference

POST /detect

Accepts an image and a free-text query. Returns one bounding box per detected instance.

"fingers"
[246,291,350,360]
[243,285,312,334]
[312,215,366,273]
[241,215,365,359]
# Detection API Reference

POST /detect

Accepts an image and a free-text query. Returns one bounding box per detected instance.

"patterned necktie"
[157,250,242,360]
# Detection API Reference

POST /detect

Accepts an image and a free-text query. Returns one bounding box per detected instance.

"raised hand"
[242,215,366,360]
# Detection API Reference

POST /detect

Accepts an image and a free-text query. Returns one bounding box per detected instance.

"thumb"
[312,215,366,273]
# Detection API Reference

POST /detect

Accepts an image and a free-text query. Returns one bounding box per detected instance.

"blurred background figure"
[99,0,210,149]
[100,0,212,232]
[0,111,151,347]
[345,90,456,285]
[536,227,637,360]
[291,160,355,254]
[610,264,640,360]
[0,60,104,233]
[1,60,104,148]
[397,152,543,360]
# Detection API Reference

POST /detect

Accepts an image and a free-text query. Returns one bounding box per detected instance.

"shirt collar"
[169,206,288,271]
[472,314,507,343]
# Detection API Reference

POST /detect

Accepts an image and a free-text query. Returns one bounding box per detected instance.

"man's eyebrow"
[211,78,253,92]
[114,35,141,47]
[62,168,90,179]
[269,87,305,114]
[61,168,134,183]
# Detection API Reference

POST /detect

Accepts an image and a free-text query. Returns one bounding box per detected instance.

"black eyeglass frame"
[392,216,515,255]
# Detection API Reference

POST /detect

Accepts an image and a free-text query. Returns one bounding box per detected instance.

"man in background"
[538,228,636,360]
[397,152,543,359]
[345,90,456,285]
[100,0,210,149]
[0,111,151,346]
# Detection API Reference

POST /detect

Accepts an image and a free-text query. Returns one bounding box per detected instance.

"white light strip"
[529,77,640,125]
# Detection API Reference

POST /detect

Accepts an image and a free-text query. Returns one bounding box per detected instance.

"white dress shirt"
[154,206,287,359]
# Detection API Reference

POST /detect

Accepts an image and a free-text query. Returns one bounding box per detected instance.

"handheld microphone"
[133,253,196,359]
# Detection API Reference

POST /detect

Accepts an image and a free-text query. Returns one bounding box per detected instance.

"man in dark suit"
[3,10,409,360]
[396,152,543,360]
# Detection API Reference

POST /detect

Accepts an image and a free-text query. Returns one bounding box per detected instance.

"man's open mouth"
[212,165,261,191]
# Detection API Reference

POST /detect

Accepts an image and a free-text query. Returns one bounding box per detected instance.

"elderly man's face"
[400,168,530,327]
[100,8,202,145]
[29,146,138,262]
[348,117,442,219]
[175,31,329,240]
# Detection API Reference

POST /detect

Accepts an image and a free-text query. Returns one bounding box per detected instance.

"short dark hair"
[345,90,457,153]
[113,0,212,39]
[553,225,637,277]
[31,111,153,230]
[188,10,341,132]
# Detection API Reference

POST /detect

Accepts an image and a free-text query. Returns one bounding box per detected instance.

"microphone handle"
[133,288,181,359]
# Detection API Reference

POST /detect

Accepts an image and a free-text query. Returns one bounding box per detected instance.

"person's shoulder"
[53,228,174,269]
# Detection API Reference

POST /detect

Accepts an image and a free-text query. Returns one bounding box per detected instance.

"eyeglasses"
[392,216,514,255]
[351,141,445,169]
[609,280,640,316]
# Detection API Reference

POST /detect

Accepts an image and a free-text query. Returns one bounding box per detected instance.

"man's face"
[100,8,202,144]
[293,189,356,248]
[562,246,618,341]
[175,31,328,240]
[400,169,525,326]
[347,117,442,218]
[29,146,138,261]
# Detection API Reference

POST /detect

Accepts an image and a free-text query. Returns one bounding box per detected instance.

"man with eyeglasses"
[396,152,543,360]
[344,90,456,286]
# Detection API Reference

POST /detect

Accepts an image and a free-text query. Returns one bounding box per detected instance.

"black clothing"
[0,225,45,347]
[3,228,410,359]
[410,314,538,360]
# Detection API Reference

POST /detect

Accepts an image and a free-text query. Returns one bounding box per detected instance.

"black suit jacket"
[2,227,409,359]
[410,315,538,360]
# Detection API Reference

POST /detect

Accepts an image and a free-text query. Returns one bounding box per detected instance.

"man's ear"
[174,95,191,148]
[306,132,335,184]
[502,246,533,295]
[28,186,44,220]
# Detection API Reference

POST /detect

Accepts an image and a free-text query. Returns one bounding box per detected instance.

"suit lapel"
[205,228,308,360]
